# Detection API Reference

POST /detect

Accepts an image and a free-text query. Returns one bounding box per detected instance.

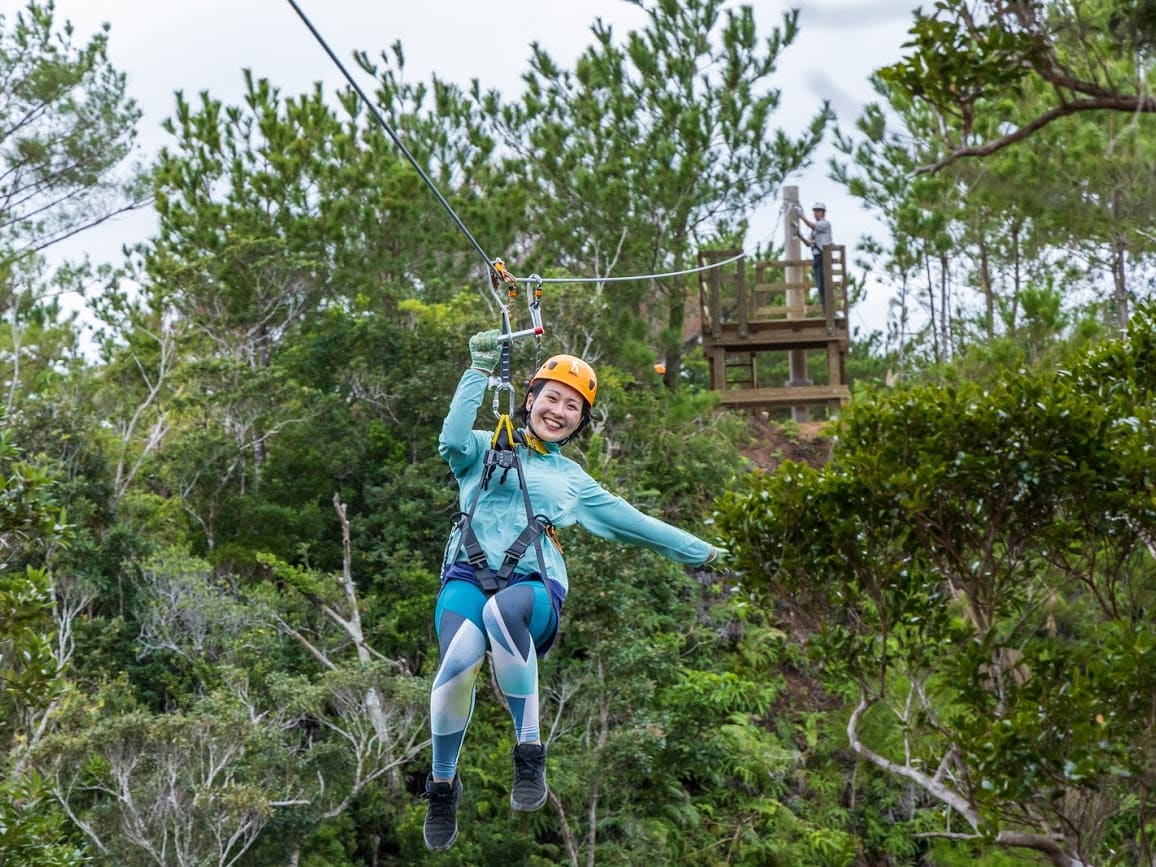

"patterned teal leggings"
[429,576,557,780]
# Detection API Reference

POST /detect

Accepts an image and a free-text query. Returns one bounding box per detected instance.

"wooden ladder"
[725,352,757,389]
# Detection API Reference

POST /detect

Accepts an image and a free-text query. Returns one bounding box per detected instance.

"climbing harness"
[445,261,559,593]
[443,414,558,594]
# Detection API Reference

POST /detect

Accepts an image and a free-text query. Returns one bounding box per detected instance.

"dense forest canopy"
[1,0,1153,865]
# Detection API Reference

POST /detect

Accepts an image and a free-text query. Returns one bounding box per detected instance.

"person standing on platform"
[798,202,833,309]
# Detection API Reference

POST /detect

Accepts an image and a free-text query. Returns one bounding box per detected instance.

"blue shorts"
[437,563,564,655]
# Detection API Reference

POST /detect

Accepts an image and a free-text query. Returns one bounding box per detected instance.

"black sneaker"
[423,774,461,851]
[511,743,548,811]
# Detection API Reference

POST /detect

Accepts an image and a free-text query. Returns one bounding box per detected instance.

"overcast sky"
[35,0,916,334]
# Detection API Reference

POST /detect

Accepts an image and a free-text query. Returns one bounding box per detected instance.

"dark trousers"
[812,250,825,307]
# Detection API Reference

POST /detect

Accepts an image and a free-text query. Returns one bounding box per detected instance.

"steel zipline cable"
[284,0,498,282]
[285,0,775,298]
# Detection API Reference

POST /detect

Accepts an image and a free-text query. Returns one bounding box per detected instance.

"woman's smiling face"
[526,381,586,442]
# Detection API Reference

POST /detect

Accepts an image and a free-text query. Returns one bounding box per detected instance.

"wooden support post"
[784,186,811,422]
[737,256,748,338]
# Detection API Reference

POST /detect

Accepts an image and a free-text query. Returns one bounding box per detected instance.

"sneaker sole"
[424,828,458,852]
[511,789,548,811]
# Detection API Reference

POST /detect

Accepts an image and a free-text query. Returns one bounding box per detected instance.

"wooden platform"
[717,384,850,409]
[698,247,850,415]
[706,318,850,352]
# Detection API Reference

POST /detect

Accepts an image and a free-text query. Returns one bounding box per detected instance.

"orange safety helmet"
[530,354,598,407]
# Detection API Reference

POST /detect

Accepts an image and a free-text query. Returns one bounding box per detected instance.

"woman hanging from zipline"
[277,9,742,851]
[423,329,729,851]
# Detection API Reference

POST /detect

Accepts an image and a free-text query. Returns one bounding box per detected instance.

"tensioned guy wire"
[534,249,748,284]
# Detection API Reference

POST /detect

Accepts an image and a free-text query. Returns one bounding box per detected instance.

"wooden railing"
[699,247,847,335]
[697,247,850,413]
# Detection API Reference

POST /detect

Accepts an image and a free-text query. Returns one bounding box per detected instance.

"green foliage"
[716,303,1156,864]
[585,377,747,522]
[0,432,68,721]
[878,6,1038,130]
[42,659,429,865]
[0,433,85,866]
[24,1,1152,862]
[877,0,1156,169]
[0,772,86,867]
[483,0,829,380]
[0,565,60,706]
[0,0,142,268]
[777,417,801,444]
[44,680,294,866]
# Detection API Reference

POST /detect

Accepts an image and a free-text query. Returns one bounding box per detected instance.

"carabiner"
[491,380,517,419]
[526,274,544,335]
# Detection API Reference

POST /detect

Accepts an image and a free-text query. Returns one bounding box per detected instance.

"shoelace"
[514,752,545,782]
[423,784,457,817]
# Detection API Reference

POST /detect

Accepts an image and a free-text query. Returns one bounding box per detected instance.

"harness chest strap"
[449,416,558,593]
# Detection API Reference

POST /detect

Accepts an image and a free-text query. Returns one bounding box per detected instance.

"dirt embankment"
[739,416,833,472]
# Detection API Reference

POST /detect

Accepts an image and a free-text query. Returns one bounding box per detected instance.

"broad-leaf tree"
[717,304,1156,866]
[879,0,1156,173]
[0,430,86,866]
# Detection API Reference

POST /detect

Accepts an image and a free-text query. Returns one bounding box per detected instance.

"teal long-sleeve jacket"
[439,369,714,598]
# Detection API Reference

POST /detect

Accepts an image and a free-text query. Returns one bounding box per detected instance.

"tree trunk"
[924,252,940,364]
[1010,221,1023,330]
[333,495,391,746]
[1111,235,1129,329]
[977,237,994,339]
[939,251,951,358]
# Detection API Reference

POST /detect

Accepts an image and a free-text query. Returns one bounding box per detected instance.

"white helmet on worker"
[812,202,826,211]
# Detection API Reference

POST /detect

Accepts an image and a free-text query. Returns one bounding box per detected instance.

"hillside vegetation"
[2,0,1154,864]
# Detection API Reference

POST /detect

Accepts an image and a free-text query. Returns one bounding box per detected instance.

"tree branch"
[917,95,1156,175]
[848,691,1089,867]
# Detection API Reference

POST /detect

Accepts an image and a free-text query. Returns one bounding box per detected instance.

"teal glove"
[469,329,502,373]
